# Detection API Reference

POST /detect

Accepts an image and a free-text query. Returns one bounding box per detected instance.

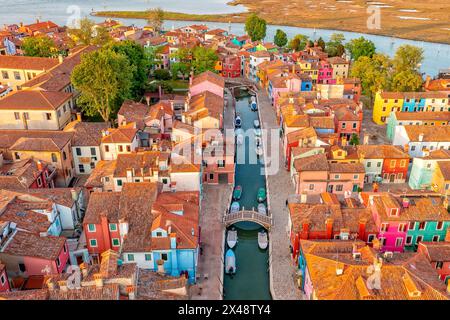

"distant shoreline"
[91,10,450,46]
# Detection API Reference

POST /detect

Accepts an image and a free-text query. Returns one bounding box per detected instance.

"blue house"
[402,93,426,112]
[298,74,313,91]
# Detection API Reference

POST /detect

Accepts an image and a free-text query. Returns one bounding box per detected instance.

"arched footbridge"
[223,210,273,230]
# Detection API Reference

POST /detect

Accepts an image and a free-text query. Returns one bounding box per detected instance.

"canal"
[223,93,271,300]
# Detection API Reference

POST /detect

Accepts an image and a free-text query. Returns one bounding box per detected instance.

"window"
[405,236,413,245]
[367,162,371,168]
[161,253,168,261]
[335,185,343,192]
[217,160,225,168]
[78,164,85,173]
[395,238,403,247]
[411,145,416,151]
[14,152,21,160]
[418,222,426,230]
[376,162,382,167]
[397,173,403,180]
[56,257,61,267]
[14,112,20,120]
[162,178,168,184]
[63,105,66,113]
[390,160,396,168]
[367,234,375,243]
[127,254,134,262]
[381,223,389,232]
[341,123,346,129]
[126,145,131,152]
[117,179,123,186]
[1,71,8,79]
[90,148,96,156]
[13,71,20,80]
[57,110,61,118]
[380,237,387,246]
[209,173,214,180]
[51,153,57,163]
[104,145,110,152]
[62,151,67,160]
[119,145,123,152]
[88,224,96,232]
[334,174,340,180]
[409,221,416,230]
[112,238,120,246]
[416,235,423,244]
[0,274,5,285]
[309,184,314,190]
[63,244,67,253]
[37,177,42,187]
[436,261,443,269]
[145,254,152,261]
[156,231,163,237]
[398,223,406,232]
[109,223,117,231]
[18,263,26,273]
[353,174,359,180]
[76,148,81,156]
[400,160,406,167]
[436,221,444,230]
[352,123,357,129]
[23,112,29,120]
[390,208,399,217]
[432,235,440,242]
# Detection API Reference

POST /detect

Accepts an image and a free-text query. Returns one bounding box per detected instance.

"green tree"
[22,36,59,57]
[390,45,424,92]
[345,37,376,61]
[171,62,190,80]
[71,49,134,122]
[289,34,309,51]
[68,18,111,46]
[350,53,393,104]
[317,37,326,51]
[349,133,360,146]
[105,40,148,98]
[191,46,218,74]
[154,69,171,80]
[145,46,163,73]
[147,7,165,34]
[245,14,267,42]
[274,29,288,48]
[326,33,345,57]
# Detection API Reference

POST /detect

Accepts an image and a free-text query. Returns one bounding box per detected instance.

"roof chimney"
[363,133,369,145]
[76,112,82,122]
[335,262,344,276]
[94,273,104,288]
[418,133,424,142]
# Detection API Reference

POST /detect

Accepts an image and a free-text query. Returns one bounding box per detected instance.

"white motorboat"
[251,95,256,103]
[256,146,263,156]
[235,116,242,128]
[254,120,260,128]
[227,229,238,249]
[257,203,267,215]
[254,128,262,136]
[258,231,268,250]
[225,249,236,274]
[230,201,240,213]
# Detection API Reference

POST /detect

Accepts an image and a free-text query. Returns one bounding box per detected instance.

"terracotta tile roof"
[420,242,450,262]
[286,127,317,145]
[0,130,73,150]
[191,70,225,88]
[423,149,450,160]
[333,105,360,121]
[327,57,349,65]
[300,240,449,300]
[403,125,450,142]
[136,269,188,300]
[379,92,404,100]
[118,100,150,130]
[185,91,223,121]
[113,151,168,177]
[63,121,109,146]
[356,145,410,159]
[437,161,450,180]
[0,90,72,110]
[101,123,138,144]
[329,162,365,173]
[394,111,450,122]
[250,51,271,58]
[0,55,59,70]
[309,116,335,129]
[11,137,66,152]
[293,153,328,172]
[27,188,81,208]
[0,158,46,190]
[83,192,121,224]
[47,283,120,300]
[2,230,65,260]
[84,160,116,188]
[0,289,49,300]
[425,79,450,92]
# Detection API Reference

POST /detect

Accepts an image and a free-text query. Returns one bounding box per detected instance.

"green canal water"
[223,94,271,300]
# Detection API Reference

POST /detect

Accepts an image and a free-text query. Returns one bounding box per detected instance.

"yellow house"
[0,56,59,90]
[327,145,359,164]
[373,91,404,125]
[297,60,318,84]
[431,161,450,196]
[0,90,73,130]
[257,60,288,89]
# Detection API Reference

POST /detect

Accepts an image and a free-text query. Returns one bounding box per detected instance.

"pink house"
[189,70,225,98]
[0,263,10,292]
[268,74,302,105]
[362,193,408,253]
[0,231,69,277]
[318,60,335,85]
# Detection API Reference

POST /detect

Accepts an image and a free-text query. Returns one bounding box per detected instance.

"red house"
[0,158,55,189]
[418,241,450,283]
[221,55,241,78]
[381,153,410,183]
[288,193,377,262]
[0,263,10,292]
[332,105,363,140]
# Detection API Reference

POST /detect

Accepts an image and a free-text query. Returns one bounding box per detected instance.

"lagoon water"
[0,0,448,75]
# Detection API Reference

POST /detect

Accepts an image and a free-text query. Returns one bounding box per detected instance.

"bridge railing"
[223,210,273,228]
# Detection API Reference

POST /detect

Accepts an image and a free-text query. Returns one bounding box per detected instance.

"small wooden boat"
[253,119,260,128]
[257,188,267,202]
[225,249,236,274]
[251,101,258,111]
[258,231,268,250]
[256,146,263,156]
[227,229,238,249]
[230,201,240,213]
[257,203,267,215]
[233,185,242,200]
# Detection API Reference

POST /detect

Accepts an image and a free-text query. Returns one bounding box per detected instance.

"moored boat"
[253,119,260,128]
[233,185,242,200]
[258,230,268,250]
[257,187,267,202]
[257,203,267,215]
[256,146,263,156]
[227,229,238,249]
[230,201,240,213]
[225,249,236,274]
[235,115,242,128]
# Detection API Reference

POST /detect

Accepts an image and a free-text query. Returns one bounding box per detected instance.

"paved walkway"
[257,89,303,300]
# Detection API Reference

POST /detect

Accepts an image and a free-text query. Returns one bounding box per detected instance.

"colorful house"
[408,149,450,190]
[221,55,241,78]
[327,56,349,81]
[386,111,450,141]
[317,60,334,85]
[189,70,225,98]
[332,105,363,140]
[431,161,450,197]
[373,92,404,124]
[0,263,10,292]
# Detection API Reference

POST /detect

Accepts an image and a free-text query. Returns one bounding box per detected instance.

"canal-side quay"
[256,89,303,300]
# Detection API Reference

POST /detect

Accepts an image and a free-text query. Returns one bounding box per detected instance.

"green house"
[405,219,450,251]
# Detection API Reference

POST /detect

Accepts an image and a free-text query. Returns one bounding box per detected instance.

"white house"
[249,51,271,82]
[100,123,139,161]
[393,125,450,158]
